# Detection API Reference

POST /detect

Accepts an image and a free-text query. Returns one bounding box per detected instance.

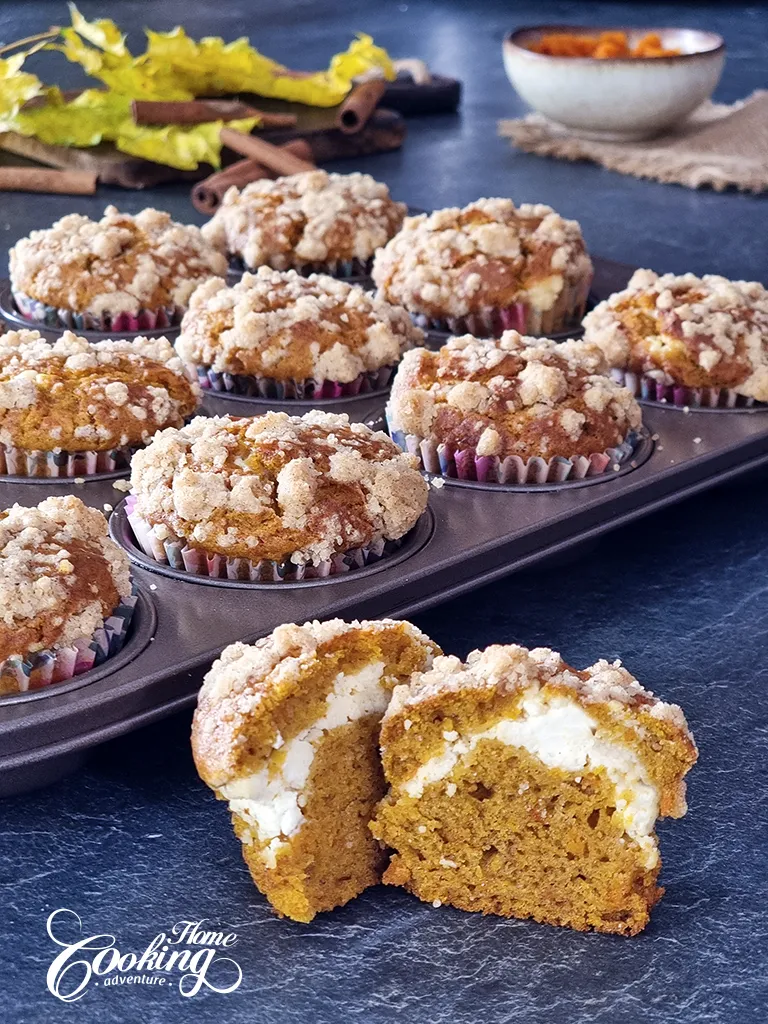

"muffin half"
[202,170,406,277]
[372,199,593,337]
[9,206,226,332]
[192,619,439,922]
[582,269,768,408]
[127,411,428,581]
[0,495,135,694]
[177,268,422,399]
[386,332,642,484]
[0,330,200,477]
[372,643,698,935]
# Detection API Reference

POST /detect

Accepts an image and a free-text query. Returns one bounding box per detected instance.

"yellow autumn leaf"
[116,116,259,170]
[0,53,44,130]
[12,88,129,146]
[68,2,126,55]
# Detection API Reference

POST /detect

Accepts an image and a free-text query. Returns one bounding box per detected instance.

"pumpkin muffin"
[192,618,439,922]
[386,332,642,484]
[127,411,428,581]
[371,643,698,935]
[0,329,200,478]
[201,170,406,277]
[371,199,593,337]
[9,206,227,332]
[582,269,768,408]
[0,495,134,694]
[177,268,422,399]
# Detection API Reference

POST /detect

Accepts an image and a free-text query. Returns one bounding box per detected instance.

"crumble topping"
[583,269,768,399]
[130,411,428,564]
[372,199,593,318]
[0,330,200,451]
[9,206,227,316]
[201,170,406,269]
[386,332,641,460]
[385,645,693,737]
[177,267,422,382]
[0,495,132,662]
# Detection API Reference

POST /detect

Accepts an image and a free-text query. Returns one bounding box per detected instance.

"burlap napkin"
[498,89,768,193]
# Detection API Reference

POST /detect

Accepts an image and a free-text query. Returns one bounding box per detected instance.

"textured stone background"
[1,2,767,1021]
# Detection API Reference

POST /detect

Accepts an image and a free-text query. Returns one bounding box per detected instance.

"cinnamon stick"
[335,80,386,134]
[219,128,315,177]
[0,167,97,195]
[132,99,297,129]
[191,141,314,215]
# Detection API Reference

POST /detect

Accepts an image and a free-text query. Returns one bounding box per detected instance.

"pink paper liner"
[11,290,184,333]
[387,418,638,486]
[195,363,395,400]
[0,594,137,695]
[124,499,402,582]
[0,443,134,478]
[412,276,592,339]
[609,368,766,410]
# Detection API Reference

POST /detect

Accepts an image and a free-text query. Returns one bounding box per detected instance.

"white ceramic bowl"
[502,26,725,141]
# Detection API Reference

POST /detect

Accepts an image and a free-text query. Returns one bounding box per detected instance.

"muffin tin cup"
[125,497,406,583]
[0,594,138,696]
[10,290,184,334]
[0,443,134,479]
[610,368,768,412]
[194,363,395,400]
[411,277,592,340]
[388,415,642,486]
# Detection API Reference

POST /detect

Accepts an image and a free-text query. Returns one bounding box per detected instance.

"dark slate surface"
[1,1,767,1021]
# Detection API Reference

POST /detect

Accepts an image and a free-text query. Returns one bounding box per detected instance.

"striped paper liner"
[228,255,374,281]
[195,363,395,400]
[0,594,137,695]
[11,290,184,333]
[125,498,402,583]
[411,277,592,339]
[0,443,134,478]
[609,368,767,410]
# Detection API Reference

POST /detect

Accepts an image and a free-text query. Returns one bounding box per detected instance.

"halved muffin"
[372,643,698,935]
[372,199,593,337]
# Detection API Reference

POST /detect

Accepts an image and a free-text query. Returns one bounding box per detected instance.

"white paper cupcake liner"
[125,498,402,582]
[609,368,765,410]
[411,277,592,339]
[387,418,638,486]
[0,594,137,695]
[11,290,183,333]
[195,363,395,400]
[0,443,134,478]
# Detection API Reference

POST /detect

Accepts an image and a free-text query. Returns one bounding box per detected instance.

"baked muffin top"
[193,618,439,789]
[130,411,429,565]
[583,269,768,399]
[372,199,593,319]
[0,495,131,663]
[201,170,406,270]
[177,268,422,382]
[386,332,642,460]
[0,330,200,452]
[9,206,227,317]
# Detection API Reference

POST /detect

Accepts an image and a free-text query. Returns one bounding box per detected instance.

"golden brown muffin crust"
[387,332,642,460]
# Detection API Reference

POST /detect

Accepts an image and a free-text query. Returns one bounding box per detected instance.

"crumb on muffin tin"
[177,267,423,384]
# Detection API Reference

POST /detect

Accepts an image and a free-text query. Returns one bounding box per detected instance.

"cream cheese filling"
[221,661,387,868]
[401,690,660,868]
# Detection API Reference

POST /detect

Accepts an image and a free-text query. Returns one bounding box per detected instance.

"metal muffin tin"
[1,255,767,797]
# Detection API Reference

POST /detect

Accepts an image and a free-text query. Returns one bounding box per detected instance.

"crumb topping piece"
[387,332,641,460]
[130,411,428,564]
[201,170,406,269]
[9,206,227,316]
[0,495,131,663]
[372,199,593,318]
[0,329,200,451]
[583,269,768,399]
[177,267,422,382]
